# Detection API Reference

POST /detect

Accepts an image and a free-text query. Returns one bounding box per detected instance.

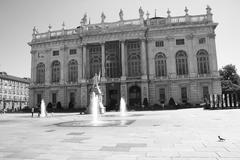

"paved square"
[1,108,240,160]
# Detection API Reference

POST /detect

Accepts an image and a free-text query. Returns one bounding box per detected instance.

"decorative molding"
[185,33,194,40]
[207,33,216,39]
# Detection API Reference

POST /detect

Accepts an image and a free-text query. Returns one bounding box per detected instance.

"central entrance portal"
[106,83,120,111]
[128,85,141,110]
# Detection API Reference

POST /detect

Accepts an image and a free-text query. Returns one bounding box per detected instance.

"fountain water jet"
[90,92,99,123]
[40,99,47,117]
[120,97,127,116]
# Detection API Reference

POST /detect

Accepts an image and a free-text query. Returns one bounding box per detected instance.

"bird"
[218,136,226,142]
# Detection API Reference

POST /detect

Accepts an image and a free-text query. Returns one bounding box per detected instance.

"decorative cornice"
[207,33,216,39]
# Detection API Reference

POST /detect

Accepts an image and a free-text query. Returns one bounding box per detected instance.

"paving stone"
[173,158,218,160]
[179,151,218,158]
[67,132,85,135]
[116,143,147,148]
[100,146,130,152]
[216,152,240,158]
[146,151,180,158]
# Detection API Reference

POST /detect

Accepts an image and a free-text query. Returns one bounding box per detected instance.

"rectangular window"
[69,49,77,55]
[181,87,187,103]
[52,93,57,105]
[155,41,164,47]
[199,38,206,44]
[53,50,59,56]
[203,86,209,98]
[176,39,185,45]
[159,88,165,103]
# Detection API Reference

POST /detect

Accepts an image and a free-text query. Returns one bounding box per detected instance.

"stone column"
[166,36,176,78]
[82,44,87,81]
[80,85,88,108]
[141,39,147,79]
[186,34,196,78]
[45,49,51,85]
[208,33,218,76]
[121,40,126,80]
[77,45,83,83]
[101,42,106,81]
[30,50,36,83]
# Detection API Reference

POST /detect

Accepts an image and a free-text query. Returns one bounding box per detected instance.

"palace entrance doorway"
[106,83,120,111]
[128,85,141,110]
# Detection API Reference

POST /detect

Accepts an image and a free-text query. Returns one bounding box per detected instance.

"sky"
[0,0,240,78]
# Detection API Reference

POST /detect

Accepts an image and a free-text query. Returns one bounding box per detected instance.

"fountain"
[55,73,135,127]
[40,99,47,117]
[90,92,99,123]
[120,97,127,116]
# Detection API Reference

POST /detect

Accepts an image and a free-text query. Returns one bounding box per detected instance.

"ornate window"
[89,45,101,78]
[36,63,45,84]
[176,39,185,45]
[51,60,60,83]
[127,41,141,77]
[68,59,78,83]
[105,41,120,78]
[155,52,167,77]
[155,41,164,47]
[69,49,77,55]
[176,50,188,75]
[197,49,210,74]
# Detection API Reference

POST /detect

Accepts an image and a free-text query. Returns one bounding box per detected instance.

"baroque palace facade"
[28,6,221,110]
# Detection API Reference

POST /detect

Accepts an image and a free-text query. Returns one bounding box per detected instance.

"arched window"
[197,49,210,74]
[176,50,188,75]
[89,45,101,78]
[51,61,60,83]
[36,63,45,84]
[127,41,141,77]
[155,52,167,77]
[68,59,78,83]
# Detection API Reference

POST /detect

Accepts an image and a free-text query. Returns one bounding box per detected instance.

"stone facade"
[28,6,221,110]
[0,72,30,111]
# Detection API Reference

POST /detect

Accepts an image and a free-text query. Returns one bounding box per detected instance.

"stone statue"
[139,7,144,18]
[93,73,100,88]
[119,9,123,21]
[81,13,87,25]
[101,12,106,23]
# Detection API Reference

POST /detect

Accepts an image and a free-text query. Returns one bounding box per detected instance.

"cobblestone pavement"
[1,108,240,160]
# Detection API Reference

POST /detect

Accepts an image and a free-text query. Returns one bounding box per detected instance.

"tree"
[219,64,240,85]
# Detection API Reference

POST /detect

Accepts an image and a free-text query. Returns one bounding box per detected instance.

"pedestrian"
[31,107,34,118]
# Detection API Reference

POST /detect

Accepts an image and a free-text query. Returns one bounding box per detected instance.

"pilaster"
[82,44,87,82]
[120,40,126,80]
[101,42,106,81]
[141,39,147,79]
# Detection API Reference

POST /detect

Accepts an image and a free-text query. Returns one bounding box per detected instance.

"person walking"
[31,107,34,118]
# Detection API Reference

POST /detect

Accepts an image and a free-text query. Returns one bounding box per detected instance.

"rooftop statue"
[139,7,144,18]
[81,13,87,25]
[101,12,106,23]
[119,9,123,21]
